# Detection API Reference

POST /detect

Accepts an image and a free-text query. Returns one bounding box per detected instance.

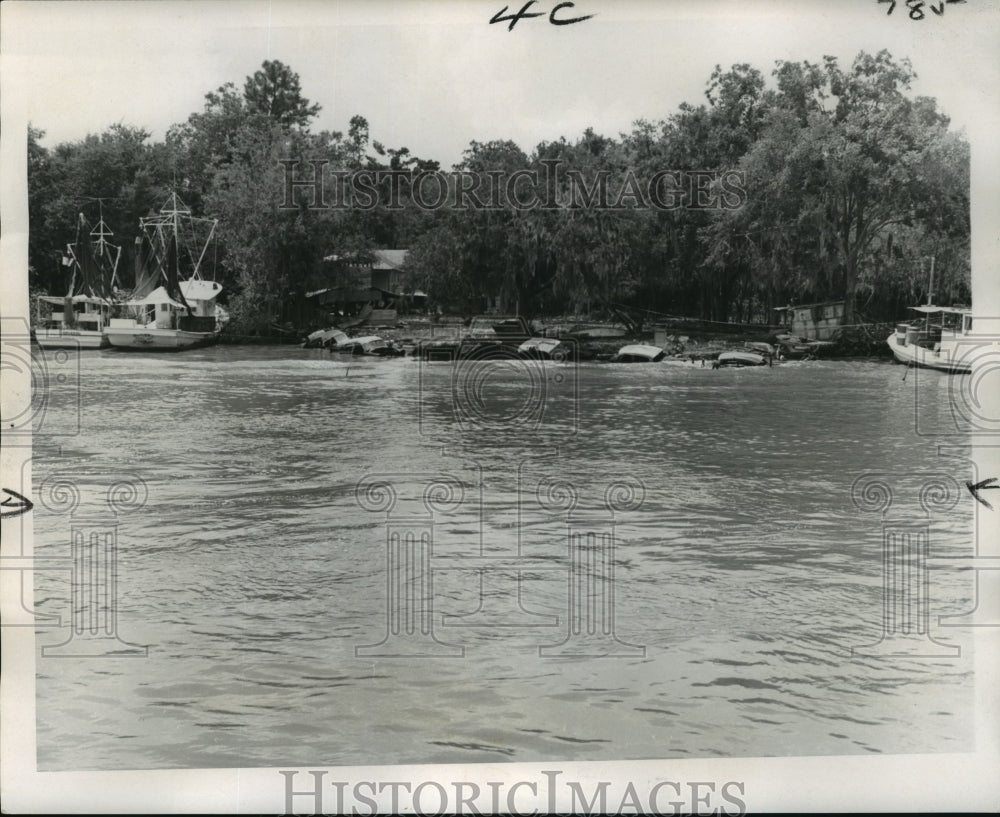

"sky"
[2,0,998,168]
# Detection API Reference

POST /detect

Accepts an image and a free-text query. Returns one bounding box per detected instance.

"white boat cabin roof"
[126,280,223,308]
[38,294,110,306]
[909,305,971,315]
[347,335,383,345]
[179,279,223,301]
[126,286,186,308]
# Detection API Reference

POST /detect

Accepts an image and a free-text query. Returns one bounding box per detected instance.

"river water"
[29,346,975,771]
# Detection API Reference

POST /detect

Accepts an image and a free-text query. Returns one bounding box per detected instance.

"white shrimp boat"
[105,281,226,350]
[106,194,226,351]
[35,212,120,350]
[35,296,112,349]
[887,304,974,373]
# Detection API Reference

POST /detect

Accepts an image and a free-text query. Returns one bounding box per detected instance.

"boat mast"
[173,192,180,282]
[927,256,935,307]
[91,199,121,294]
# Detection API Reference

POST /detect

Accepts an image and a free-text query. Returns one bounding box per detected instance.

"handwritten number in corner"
[491,1,595,31]
[879,0,967,18]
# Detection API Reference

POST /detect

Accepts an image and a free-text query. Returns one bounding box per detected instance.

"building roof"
[38,295,110,306]
[910,305,971,314]
[322,249,409,269]
[773,300,844,312]
[371,249,408,269]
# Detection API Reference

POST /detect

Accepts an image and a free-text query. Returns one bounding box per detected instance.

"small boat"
[35,212,120,350]
[105,194,225,352]
[492,318,532,342]
[887,304,973,373]
[567,324,627,340]
[335,335,405,356]
[304,328,349,349]
[746,341,775,357]
[612,344,665,363]
[713,350,769,368]
[518,337,572,361]
[773,334,828,359]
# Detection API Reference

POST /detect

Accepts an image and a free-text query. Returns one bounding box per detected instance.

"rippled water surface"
[31,346,975,770]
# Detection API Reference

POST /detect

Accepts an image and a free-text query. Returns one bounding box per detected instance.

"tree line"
[28,51,970,336]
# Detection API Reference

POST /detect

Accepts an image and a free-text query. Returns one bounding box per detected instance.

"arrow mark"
[966,477,999,510]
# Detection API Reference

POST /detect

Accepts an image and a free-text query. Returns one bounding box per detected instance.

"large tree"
[243,59,321,129]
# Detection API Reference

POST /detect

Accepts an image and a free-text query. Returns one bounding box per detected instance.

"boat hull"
[714,351,769,368]
[887,333,971,373]
[34,328,109,350]
[105,326,219,351]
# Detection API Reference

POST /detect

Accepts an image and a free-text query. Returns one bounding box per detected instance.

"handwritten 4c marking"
[491,1,595,31]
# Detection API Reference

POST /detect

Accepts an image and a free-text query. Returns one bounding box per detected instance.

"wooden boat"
[335,335,405,356]
[887,305,973,373]
[35,212,120,350]
[567,324,627,340]
[106,281,225,350]
[612,344,666,363]
[713,351,769,368]
[304,328,349,349]
[518,337,572,360]
[747,341,775,357]
[773,334,830,359]
[35,295,112,349]
[492,318,532,343]
[105,194,225,351]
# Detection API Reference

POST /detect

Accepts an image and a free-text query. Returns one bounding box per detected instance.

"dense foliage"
[28,51,970,335]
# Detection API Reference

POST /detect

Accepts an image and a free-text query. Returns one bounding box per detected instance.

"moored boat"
[886,304,973,373]
[774,334,830,360]
[35,296,112,349]
[106,194,225,351]
[612,344,665,363]
[35,212,120,350]
[518,337,574,361]
[492,318,532,342]
[304,327,349,349]
[713,350,769,368]
[334,335,405,356]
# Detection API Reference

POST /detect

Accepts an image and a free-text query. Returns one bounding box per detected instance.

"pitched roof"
[371,249,408,269]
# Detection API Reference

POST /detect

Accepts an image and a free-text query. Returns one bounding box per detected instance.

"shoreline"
[215,318,896,360]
